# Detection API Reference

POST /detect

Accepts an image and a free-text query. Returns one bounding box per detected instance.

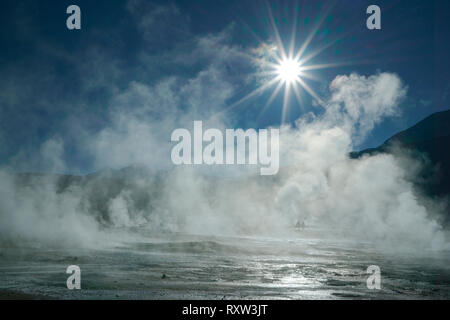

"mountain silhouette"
[351,110,450,222]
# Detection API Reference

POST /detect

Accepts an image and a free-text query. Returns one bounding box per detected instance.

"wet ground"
[0,229,449,300]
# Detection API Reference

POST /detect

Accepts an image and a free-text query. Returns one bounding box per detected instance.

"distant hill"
[351,110,450,217]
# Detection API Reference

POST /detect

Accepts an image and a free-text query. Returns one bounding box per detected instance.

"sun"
[214,2,343,124]
[276,58,302,84]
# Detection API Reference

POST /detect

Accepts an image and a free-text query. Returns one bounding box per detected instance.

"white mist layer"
[0,72,447,252]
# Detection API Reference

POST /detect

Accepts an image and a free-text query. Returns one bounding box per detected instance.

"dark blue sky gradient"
[0,0,449,172]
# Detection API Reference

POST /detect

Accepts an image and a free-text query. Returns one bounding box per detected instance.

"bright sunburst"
[215,2,347,124]
[276,58,303,84]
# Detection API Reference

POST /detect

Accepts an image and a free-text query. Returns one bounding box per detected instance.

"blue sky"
[0,0,449,173]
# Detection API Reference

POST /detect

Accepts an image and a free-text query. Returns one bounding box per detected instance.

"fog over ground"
[0,2,447,253]
[0,69,447,253]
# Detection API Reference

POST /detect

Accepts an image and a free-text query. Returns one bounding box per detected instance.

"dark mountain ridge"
[351,110,450,220]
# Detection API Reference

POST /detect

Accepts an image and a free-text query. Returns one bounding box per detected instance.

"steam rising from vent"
[0,72,447,253]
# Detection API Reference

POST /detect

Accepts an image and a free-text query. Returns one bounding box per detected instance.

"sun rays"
[215,1,345,124]
[253,1,335,123]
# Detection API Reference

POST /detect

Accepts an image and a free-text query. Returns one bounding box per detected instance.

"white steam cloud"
[0,69,447,253]
[0,2,446,253]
